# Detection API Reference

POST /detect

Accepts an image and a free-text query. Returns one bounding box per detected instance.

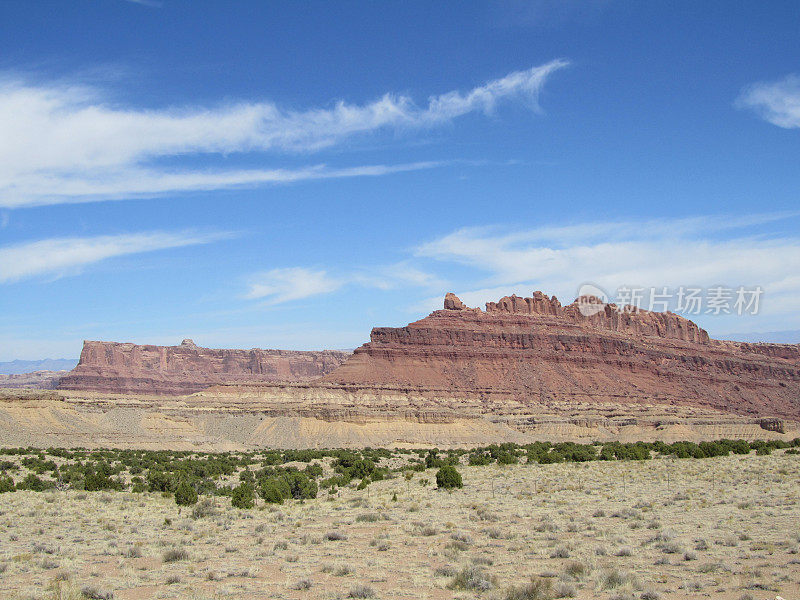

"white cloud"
[0,61,567,208]
[416,212,795,255]
[351,261,446,291]
[415,215,800,323]
[737,74,800,128]
[0,230,230,283]
[3,161,444,208]
[240,214,800,332]
[244,268,344,304]
[244,261,445,305]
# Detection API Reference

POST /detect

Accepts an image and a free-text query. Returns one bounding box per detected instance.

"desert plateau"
[1,292,799,599]
[3,4,800,599]
[0,445,798,600]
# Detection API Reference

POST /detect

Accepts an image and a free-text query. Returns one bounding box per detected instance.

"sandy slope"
[0,388,795,450]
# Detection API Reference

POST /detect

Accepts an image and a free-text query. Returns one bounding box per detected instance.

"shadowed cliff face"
[59,339,351,395]
[323,293,800,419]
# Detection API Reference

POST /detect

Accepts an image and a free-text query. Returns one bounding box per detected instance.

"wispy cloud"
[242,213,800,319]
[0,60,568,208]
[244,261,446,305]
[352,262,446,291]
[3,161,445,208]
[244,268,344,304]
[0,230,231,283]
[737,74,800,128]
[414,214,800,320]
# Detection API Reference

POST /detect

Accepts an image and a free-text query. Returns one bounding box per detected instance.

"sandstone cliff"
[59,339,351,395]
[323,293,800,419]
[56,292,800,428]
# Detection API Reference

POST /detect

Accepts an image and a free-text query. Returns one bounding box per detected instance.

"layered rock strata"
[323,293,800,419]
[1,387,795,450]
[59,339,351,395]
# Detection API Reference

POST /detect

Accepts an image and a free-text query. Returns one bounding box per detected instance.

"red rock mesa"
[323,292,800,419]
[59,339,351,395]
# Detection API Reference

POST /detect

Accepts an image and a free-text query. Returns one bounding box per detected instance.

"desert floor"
[1,453,798,600]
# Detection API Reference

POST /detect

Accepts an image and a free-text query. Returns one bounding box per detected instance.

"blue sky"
[1,1,799,360]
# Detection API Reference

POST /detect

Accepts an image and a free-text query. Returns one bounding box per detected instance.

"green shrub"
[468,451,493,466]
[425,449,443,469]
[555,442,597,462]
[146,470,175,493]
[333,453,375,479]
[320,474,350,489]
[0,474,14,493]
[496,452,518,465]
[231,482,255,509]
[174,479,198,506]
[283,471,318,499]
[17,473,52,491]
[723,439,751,455]
[83,463,123,491]
[436,465,463,489]
[699,441,730,458]
[668,441,704,458]
[259,477,291,504]
[538,452,564,464]
[304,462,324,478]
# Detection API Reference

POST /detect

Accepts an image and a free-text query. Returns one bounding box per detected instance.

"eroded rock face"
[59,341,351,395]
[485,292,710,343]
[323,292,800,419]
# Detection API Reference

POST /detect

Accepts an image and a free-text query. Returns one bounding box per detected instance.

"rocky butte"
[58,339,351,395]
[322,292,800,420]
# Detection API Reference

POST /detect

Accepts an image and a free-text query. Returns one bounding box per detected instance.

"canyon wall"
[59,339,351,395]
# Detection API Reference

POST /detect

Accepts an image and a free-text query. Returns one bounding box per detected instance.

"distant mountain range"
[0,359,78,375]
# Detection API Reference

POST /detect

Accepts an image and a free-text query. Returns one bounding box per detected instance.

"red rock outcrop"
[485,292,710,343]
[59,339,351,395]
[323,292,800,419]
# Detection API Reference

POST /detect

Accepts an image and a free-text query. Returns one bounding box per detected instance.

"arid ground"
[1,452,799,600]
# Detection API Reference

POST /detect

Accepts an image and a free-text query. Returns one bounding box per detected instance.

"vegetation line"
[0,438,797,507]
